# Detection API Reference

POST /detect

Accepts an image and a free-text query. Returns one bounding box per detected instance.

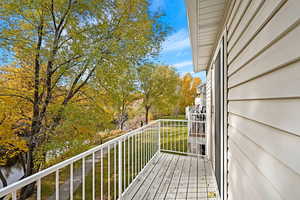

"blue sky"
[150,0,206,82]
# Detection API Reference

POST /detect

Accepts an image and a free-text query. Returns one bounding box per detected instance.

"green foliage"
[137,64,180,123]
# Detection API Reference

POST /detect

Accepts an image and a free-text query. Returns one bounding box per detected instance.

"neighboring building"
[186,0,300,199]
[195,83,206,107]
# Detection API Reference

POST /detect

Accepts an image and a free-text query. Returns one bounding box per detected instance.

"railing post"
[158,120,161,152]
[188,113,191,137]
[118,140,123,199]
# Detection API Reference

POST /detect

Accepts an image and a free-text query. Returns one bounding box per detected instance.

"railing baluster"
[56,169,59,200]
[146,128,148,162]
[196,121,199,154]
[82,157,85,200]
[123,138,126,189]
[92,152,95,200]
[181,121,184,153]
[161,121,163,150]
[149,127,151,159]
[12,191,16,200]
[147,127,148,158]
[37,178,41,200]
[143,129,145,166]
[118,140,123,199]
[135,134,137,177]
[101,149,103,200]
[147,127,149,161]
[172,121,174,151]
[168,121,170,150]
[114,143,117,200]
[175,121,176,151]
[70,163,73,200]
[140,131,142,170]
[185,121,187,153]
[128,136,130,185]
[151,125,153,155]
[149,126,151,159]
[130,136,134,181]
[139,132,141,172]
[108,145,110,200]
[145,129,146,163]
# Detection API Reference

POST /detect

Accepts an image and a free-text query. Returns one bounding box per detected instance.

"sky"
[149,0,206,82]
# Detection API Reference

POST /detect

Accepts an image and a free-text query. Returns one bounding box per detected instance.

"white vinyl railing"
[160,119,206,156]
[0,119,205,200]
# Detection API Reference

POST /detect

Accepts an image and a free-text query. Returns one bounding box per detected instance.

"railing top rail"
[158,119,188,122]
[0,119,161,197]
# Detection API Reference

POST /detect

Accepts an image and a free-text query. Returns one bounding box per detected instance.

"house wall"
[223,0,300,199]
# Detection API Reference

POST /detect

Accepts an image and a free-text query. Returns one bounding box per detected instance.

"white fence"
[0,119,205,200]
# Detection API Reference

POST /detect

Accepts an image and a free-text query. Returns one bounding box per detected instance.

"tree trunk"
[19,149,35,200]
[145,106,150,124]
[0,168,7,188]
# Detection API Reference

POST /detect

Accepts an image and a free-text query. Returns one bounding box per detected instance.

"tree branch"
[50,0,57,30]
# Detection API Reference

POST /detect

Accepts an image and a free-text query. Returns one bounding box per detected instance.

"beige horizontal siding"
[227,0,264,51]
[228,137,282,200]
[228,22,300,88]
[228,61,300,99]
[226,0,241,31]
[228,114,300,174]
[225,0,300,199]
[228,0,284,66]
[228,99,300,135]
[229,126,300,198]
[228,156,272,200]
[227,0,251,40]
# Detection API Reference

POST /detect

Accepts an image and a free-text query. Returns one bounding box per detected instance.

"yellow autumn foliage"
[0,65,31,165]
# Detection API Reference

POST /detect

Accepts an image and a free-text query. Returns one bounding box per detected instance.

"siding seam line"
[229,124,300,177]
[227,0,265,53]
[227,111,300,138]
[199,2,226,10]
[229,138,286,200]
[227,0,252,42]
[228,153,283,200]
[227,0,287,68]
[227,0,242,31]
[228,17,300,77]
[228,57,300,89]
[228,96,300,101]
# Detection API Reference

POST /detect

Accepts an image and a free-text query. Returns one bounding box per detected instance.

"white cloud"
[173,61,193,68]
[162,29,191,52]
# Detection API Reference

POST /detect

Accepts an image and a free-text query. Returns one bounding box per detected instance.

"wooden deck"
[123,153,219,200]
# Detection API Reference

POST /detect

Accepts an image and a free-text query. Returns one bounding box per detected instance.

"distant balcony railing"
[0,119,206,200]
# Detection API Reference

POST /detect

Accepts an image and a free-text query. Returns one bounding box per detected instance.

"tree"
[137,64,179,124]
[0,0,166,197]
[0,66,30,187]
[96,63,138,130]
[178,73,202,113]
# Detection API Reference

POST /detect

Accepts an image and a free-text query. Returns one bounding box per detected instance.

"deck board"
[142,154,174,200]
[123,152,219,200]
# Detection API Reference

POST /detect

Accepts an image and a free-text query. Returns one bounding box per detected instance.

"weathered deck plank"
[141,154,174,200]
[132,154,173,200]
[122,153,164,199]
[122,152,218,200]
